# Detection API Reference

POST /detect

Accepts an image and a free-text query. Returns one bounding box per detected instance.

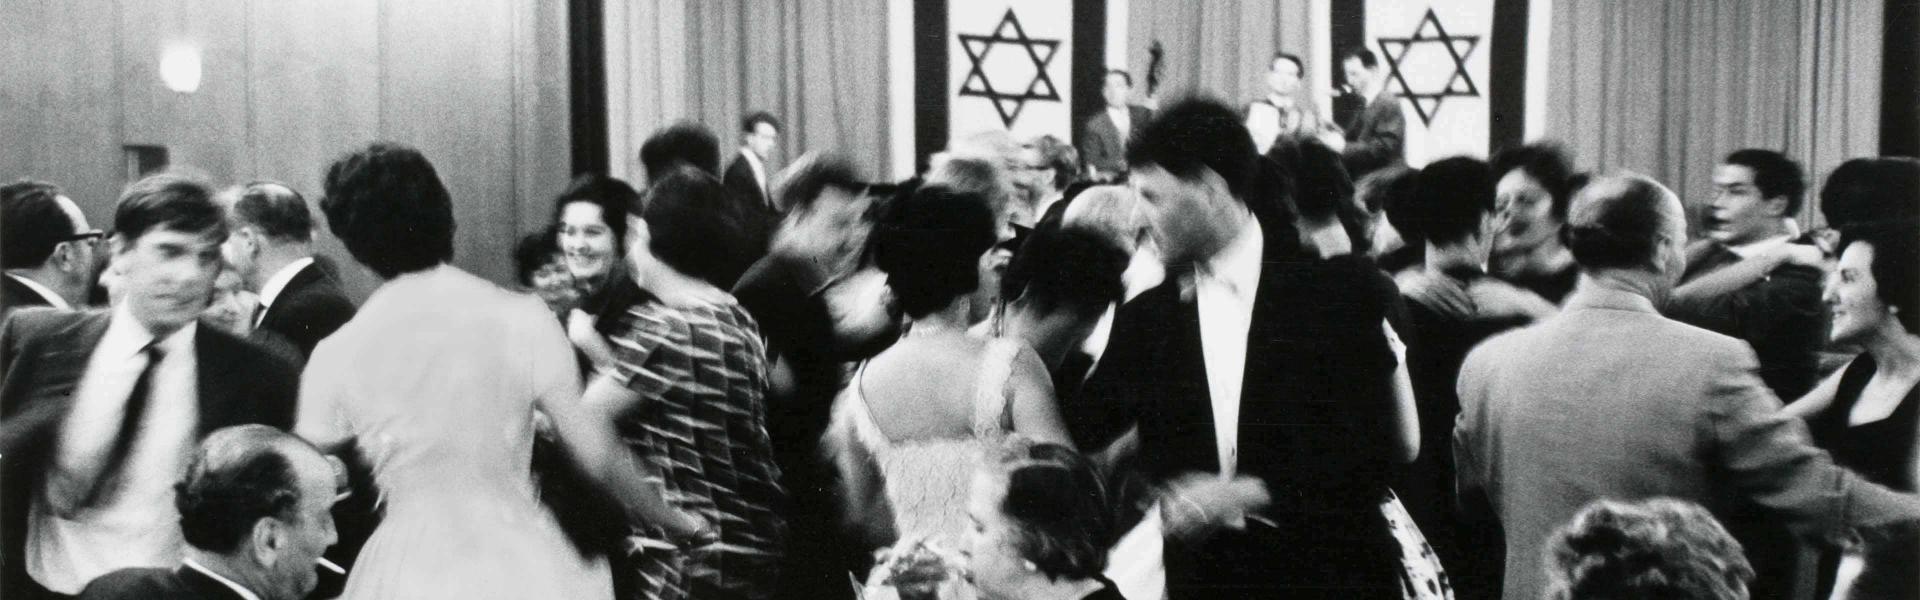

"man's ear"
[1763,194,1792,218]
[108,233,128,257]
[1195,167,1233,207]
[250,517,283,568]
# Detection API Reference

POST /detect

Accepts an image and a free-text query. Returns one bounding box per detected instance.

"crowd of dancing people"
[3,48,1920,600]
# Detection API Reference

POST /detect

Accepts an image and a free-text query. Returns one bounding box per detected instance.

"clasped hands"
[1159,472,1272,542]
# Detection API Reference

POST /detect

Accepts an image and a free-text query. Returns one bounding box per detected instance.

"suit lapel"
[259,263,318,330]
[194,324,241,436]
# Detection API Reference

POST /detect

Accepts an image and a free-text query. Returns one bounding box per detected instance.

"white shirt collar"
[7,274,70,310]
[257,257,315,310]
[741,149,768,191]
[1726,233,1795,260]
[1196,217,1263,300]
[102,300,197,361]
[182,558,264,600]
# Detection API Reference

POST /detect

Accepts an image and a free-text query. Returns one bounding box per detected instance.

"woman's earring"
[1023,560,1039,572]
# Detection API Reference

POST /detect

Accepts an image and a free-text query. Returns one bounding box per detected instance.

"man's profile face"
[746,122,779,159]
[1343,58,1371,93]
[1706,164,1784,246]
[1132,164,1232,267]
[1267,58,1302,96]
[264,450,339,600]
[112,226,224,334]
[54,195,101,280]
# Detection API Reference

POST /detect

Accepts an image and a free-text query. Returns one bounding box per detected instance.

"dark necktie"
[80,343,164,509]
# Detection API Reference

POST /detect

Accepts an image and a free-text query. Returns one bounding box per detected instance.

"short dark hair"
[778,153,866,214]
[114,173,227,245]
[1562,174,1677,272]
[872,184,999,318]
[1820,157,1920,227]
[989,439,1114,581]
[1004,217,1128,315]
[1544,498,1753,600]
[636,166,749,287]
[1267,137,1369,251]
[321,142,455,278]
[1492,143,1578,221]
[639,122,721,182]
[1409,156,1497,246]
[1722,149,1806,215]
[176,425,316,554]
[1342,47,1378,69]
[1,180,77,269]
[1271,52,1304,74]
[1361,165,1421,238]
[228,181,315,243]
[1838,221,1920,333]
[741,111,781,134]
[1126,96,1300,249]
[1104,69,1132,87]
[551,173,639,244]
[513,227,563,287]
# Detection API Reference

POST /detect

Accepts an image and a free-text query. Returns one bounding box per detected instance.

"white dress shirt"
[741,149,769,199]
[7,273,71,310]
[253,257,315,328]
[29,306,199,593]
[1726,233,1795,260]
[1193,218,1264,477]
[1107,106,1133,142]
[183,558,264,600]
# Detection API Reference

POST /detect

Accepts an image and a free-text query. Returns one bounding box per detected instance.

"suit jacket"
[1,276,58,318]
[719,153,778,287]
[1340,90,1406,178]
[255,262,355,361]
[0,308,300,599]
[76,566,249,600]
[1078,106,1152,177]
[1075,249,1403,600]
[1454,285,1920,600]
[1668,240,1828,400]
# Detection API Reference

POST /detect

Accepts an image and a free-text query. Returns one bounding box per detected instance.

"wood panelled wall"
[0,0,571,300]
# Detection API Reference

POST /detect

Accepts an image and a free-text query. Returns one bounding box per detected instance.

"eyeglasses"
[61,230,104,244]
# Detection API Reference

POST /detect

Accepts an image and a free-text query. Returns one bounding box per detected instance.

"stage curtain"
[604,0,890,182]
[1125,0,1315,107]
[1545,0,1882,229]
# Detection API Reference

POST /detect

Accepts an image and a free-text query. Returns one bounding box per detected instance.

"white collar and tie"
[742,149,770,202]
[254,257,315,328]
[1192,217,1263,477]
[1108,106,1133,141]
[183,558,264,600]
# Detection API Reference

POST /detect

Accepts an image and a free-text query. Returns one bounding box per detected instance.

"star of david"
[957,8,1063,127]
[1376,8,1482,126]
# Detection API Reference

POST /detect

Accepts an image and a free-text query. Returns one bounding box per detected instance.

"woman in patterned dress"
[582,166,787,600]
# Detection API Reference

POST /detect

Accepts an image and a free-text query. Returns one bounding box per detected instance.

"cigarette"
[318,558,345,575]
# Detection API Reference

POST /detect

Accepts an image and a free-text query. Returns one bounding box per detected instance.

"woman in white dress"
[297,143,709,600]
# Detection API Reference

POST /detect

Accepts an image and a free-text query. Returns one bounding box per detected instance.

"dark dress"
[1807,354,1920,600]
[608,298,787,600]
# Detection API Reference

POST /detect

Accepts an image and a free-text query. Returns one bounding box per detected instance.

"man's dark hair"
[779,153,866,214]
[1409,156,1497,246]
[1342,47,1378,69]
[1004,216,1128,316]
[1562,174,1676,272]
[990,440,1115,581]
[1,180,77,269]
[551,173,639,243]
[1820,157,1920,227]
[176,425,314,554]
[1272,52,1304,74]
[114,173,227,245]
[1722,149,1806,216]
[1126,96,1300,250]
[635,166,749,287]
[1105,69,1132,87]
[513,227,563,287]
[741,111,781,134]
[321,142,455,278]
[228,181,315,243]
[1492,142,1578,221]
[639,122,721,182]
[1838,221,1920,333]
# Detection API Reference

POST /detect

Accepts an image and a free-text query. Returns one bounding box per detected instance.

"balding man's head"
[1562,173,1688,284]
[176,425,339,600]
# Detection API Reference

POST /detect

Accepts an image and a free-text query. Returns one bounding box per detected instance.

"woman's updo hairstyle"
[872,184,999,319]
[989,438,1114,582]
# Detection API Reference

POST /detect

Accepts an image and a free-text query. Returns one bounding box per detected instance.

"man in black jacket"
[219,181,354,361]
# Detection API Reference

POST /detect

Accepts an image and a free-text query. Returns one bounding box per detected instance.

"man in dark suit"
[2,181,103,316]
[1074,98,1404,600]
[1339,49,1406,179]
[1077,70,1152,181]
[1454,173,1920,600]
[0,174,301,599]
[219,182,354,361]
[77,426,338,600]
[1666,149,1826,401]
[724,111,781,213]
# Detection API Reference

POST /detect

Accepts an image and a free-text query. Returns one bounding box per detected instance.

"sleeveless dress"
[297,265,610,600]
[1807,354,1919,600]
[841,338,1019,548]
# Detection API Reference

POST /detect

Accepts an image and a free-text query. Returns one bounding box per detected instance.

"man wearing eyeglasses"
[2,181,105,316]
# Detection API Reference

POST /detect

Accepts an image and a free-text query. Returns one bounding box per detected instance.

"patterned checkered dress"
[607,298,787,600]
